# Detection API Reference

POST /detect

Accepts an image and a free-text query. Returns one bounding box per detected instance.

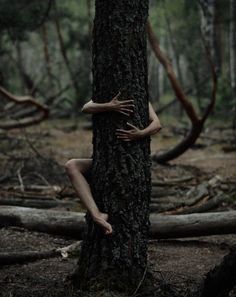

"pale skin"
[65,92,162,235]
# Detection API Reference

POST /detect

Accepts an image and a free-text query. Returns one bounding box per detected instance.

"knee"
[64,159,78,176]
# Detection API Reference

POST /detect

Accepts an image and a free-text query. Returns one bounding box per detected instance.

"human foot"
[92,212,113,235]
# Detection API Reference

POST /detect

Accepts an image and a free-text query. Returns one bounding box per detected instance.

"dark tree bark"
[70,0,152,293]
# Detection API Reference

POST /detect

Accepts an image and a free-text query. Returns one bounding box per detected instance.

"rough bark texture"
[72,0,152,293]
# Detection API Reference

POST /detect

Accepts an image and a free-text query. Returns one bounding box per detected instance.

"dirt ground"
[0,118,236,296]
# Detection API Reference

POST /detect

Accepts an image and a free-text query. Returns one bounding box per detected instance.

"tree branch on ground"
[0,85,49,129]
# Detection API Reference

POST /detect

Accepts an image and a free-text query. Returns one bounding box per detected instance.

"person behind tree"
[65,92,162,235]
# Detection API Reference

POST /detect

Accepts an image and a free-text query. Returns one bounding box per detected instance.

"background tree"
[229,0,236,129]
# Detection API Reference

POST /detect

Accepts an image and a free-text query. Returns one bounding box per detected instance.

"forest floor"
[0,117,236,297]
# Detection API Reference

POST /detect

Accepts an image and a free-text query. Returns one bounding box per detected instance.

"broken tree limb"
[0,250,60,265]
[147,22,199,124]
[147,21,217,163]
[0,240,82,266]
[0,85,49,129]
[155,193,226,215]
[0,206,236,239]
[0,197,76,209]
[152,176,194,186]
[0,241,82,266]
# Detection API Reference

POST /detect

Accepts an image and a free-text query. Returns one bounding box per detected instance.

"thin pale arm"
[81,92,134,115]
[81,100,111,114]
[139,102,162,137]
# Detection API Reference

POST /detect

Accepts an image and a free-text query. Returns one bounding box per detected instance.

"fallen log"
[0,197,76,209]
[167,193,225,215]
[1,185,62,193]
[0,250,60,265]
[0,206,85,237]
[0,206,236,239]
[152,176,194,186]
[152,193,226,215]
[151,187,182,197]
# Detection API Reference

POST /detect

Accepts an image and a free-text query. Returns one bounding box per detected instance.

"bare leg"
[65,158,112,235]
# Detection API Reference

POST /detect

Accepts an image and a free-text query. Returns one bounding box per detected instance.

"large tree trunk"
[71,0,152,293]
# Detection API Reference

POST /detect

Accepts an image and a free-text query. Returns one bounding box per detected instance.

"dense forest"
[0,1,236,297]
[0,0,235,119]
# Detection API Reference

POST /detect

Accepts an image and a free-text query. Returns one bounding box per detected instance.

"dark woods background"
[0,1,236,296]
[0,0,235,122]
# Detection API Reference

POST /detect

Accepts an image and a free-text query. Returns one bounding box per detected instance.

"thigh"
[74,158,92,175]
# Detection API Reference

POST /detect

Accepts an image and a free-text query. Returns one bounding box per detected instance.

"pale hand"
[116,122,143,141]
[108,92,135,116]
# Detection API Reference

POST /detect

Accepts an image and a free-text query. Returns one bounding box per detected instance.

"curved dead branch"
[147,21,217,163]
[0,85,49,130]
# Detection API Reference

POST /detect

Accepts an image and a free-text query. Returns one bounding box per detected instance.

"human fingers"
[120,102,134,107]
[120,108,133,113]
[116,128,129,133]
[126,122,137,129]
[116,135,131,142]
[120,104,135,110]
[104,222,113,235]
[121,99,134,104]
[116,133,130,138]
[118,111,130,116]
[116,134,129,139]
[119,137,131,142]
[105,230,112,235]
[113,91,121,100]
[116,132,129,137]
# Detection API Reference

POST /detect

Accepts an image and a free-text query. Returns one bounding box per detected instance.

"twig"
[17,164,24,192]
[130,265,148,297]
[34,172,51,186]
[21,126,44,159]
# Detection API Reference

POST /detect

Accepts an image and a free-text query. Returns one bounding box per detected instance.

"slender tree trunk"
[198,0,221,73]
[53,1,80,99]
[86,0,93,41]
[41,23,55,101]
[157,37,165,98]
[230,0,236,100]
[15,40,26,93]
[71,0,152,293]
